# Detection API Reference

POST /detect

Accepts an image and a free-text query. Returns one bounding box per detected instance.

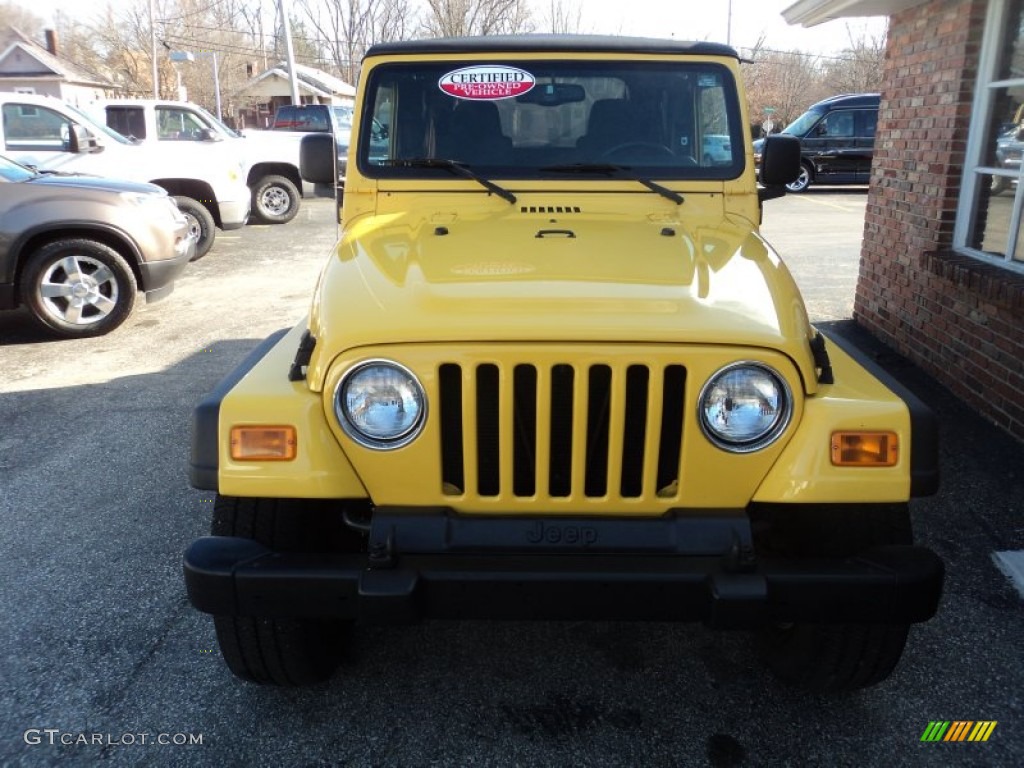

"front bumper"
[217,196,250,230]
[184,510,943,629]
[139,231,196,303]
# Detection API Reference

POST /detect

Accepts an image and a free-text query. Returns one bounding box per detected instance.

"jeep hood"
[308,206,820,392]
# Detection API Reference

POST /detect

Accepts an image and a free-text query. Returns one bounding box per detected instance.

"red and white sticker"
[438,65,535,101]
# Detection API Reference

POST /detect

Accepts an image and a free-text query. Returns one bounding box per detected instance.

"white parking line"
[992,551,1024,598]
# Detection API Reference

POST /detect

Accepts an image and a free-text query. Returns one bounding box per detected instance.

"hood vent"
[520,205,582,214]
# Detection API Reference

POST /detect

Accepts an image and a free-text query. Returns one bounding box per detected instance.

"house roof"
[241,61,355,99]
[783,0,926,26]
[0,26,115,88]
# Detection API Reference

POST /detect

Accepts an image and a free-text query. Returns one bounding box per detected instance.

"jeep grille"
[438,361,686,501]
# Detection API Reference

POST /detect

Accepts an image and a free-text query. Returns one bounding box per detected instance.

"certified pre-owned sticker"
[439,65,535,100]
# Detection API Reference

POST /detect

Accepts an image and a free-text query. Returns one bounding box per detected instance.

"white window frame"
[955,0,1024,274]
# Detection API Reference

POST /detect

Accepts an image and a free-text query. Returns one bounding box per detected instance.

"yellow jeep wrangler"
[184,35,943,691]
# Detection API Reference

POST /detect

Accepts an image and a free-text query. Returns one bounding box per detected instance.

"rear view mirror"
[758,134,801,202]
[68,124,101,154]
[300,132,337,185]
[516,83,586,106]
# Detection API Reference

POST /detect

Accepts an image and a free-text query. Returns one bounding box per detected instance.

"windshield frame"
[356,58,747,182]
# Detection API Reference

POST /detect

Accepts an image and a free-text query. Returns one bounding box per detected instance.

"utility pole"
[279,0,301,105]
[150,0,159,97]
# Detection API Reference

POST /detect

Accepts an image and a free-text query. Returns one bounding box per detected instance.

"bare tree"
[0,2,44,38]
[420,0,533,37]
[297,0,410,84]
[539,0,582,34]
[742,44,830,134]
[820,23,887,95]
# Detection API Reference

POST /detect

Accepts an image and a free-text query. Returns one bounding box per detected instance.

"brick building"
[784,0,1024,440]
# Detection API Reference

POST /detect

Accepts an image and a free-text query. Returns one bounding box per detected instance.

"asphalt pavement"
[0,192,1021,767]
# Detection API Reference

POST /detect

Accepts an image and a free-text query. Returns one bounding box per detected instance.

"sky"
[15,0,888,58]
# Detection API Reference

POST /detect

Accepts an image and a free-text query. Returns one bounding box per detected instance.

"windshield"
[193,104,240,138]
[779,108,825,138]
[0,153,36,181]
[359,59,744,180]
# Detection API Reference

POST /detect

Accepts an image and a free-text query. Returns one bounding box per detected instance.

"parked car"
[0,93,249,259]
[270,104,352,177]
[754,93,880,192]
[269,104,389,181]
[98,99,306,224]
[0,154,194,337]
[185,36,942,692]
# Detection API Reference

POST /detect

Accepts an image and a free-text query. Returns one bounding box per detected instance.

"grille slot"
[519,205,582,214]
[438,360,685,501]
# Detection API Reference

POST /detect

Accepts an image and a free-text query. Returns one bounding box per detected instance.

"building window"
[957,0,1024,272]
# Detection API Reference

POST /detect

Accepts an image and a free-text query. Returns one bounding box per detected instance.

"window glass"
[859,109,877,139]
[359,59,745,179]
[818,111,854,138]
[958,0,1024,271]
[156,107,209,140]
[106,107,146,139]
[2,103,70,151]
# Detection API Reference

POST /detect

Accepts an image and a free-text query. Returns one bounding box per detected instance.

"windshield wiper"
[385,157,516,204]
[541,163,684,205]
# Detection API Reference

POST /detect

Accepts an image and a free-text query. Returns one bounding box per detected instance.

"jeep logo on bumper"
[525,521,598,546]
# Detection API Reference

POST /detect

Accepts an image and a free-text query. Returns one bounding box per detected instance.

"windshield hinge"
[810,332,834,385]
[288,330,316,381]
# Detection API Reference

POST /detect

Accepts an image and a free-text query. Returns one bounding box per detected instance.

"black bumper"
[183,511,944,629]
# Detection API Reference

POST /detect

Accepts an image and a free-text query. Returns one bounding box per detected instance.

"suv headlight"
[120,191,182,222]
[335,360,426,449]
[698,362,791,452]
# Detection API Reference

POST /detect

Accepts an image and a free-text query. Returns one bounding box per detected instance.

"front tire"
[758,504,914,692]
[173,196,216,260]
[785,162,813,193]
[210,496,359,686]
[19,238,137,338]
[251,175,300,224]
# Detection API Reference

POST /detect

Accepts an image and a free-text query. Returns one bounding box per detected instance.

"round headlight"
[698,363,792,452]
[335,360,426,449]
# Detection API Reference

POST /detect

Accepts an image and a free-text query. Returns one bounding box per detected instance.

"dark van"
[756,93,880,192]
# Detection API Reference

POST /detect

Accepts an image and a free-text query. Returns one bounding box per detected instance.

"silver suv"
[0,155,194,337]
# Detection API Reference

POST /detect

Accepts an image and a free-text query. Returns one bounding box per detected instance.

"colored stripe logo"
[921,721,997,742]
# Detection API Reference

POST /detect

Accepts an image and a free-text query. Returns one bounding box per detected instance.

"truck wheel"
[210,495,358,686]
[173,196,215,260]
[252,175,300,224]
[785,162,813,193]
[19,238,137,338]
[758,504,913,691]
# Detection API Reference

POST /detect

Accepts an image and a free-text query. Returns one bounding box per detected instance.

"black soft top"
[366,34,738,60]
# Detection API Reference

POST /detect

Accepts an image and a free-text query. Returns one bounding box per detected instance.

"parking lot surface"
[1,192,1021,767]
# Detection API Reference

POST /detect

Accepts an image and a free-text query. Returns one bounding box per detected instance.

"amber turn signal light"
[831,431,898,466]
[230,426,297,461]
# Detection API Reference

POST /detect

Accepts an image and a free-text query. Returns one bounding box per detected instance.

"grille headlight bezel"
[334,359,426,450]
[698,361,792,453]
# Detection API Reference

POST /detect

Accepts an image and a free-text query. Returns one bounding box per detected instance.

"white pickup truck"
[97,99,307,225]
[0,93,249,259]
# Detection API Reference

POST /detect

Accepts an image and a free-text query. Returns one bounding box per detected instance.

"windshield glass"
[193,104,239,137]
[0,154,35,181]
[358,59,744,180]
[780,108,825,137]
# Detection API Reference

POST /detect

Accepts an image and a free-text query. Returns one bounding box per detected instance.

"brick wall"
[855,0,1024,440]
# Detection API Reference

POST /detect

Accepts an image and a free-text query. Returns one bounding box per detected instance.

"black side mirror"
[758,134,801,202]
[68,124,101,154]
[300,132,338,185]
